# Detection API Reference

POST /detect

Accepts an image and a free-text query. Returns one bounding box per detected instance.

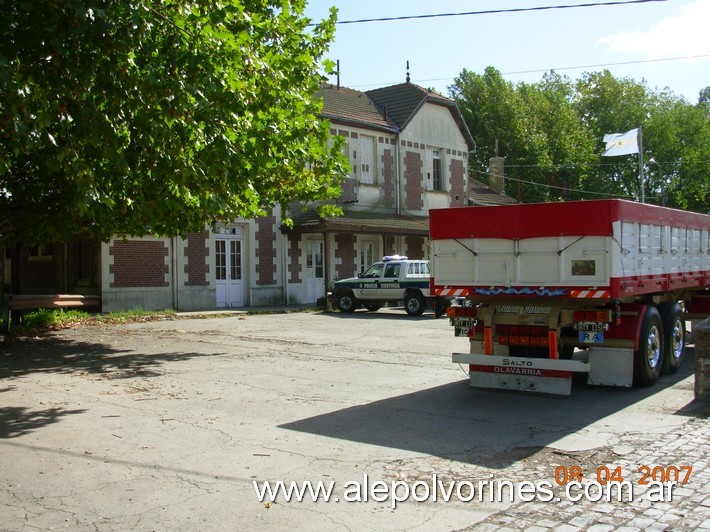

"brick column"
[695,318,710,401]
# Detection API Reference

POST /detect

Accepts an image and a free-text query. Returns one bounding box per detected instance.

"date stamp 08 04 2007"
[552,464,693,502]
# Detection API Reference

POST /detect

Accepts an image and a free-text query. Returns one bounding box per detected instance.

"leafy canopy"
[450,67,710,213]
[0,0,348,244]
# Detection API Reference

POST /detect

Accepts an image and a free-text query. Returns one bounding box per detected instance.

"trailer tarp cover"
[429,199,710,241]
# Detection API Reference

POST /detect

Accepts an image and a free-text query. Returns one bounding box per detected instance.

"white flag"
[602,128,639,156]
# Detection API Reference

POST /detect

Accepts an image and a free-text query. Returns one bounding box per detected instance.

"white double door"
[215,236,244,308]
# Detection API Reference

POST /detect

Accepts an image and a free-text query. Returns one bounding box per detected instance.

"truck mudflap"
[452,353,590,395]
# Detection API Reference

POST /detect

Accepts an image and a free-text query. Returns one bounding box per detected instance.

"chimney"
[489,157,506,194]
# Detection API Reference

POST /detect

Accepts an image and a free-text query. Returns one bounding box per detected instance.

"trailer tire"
[658,302,685,375]
[337,291,359,313]
[404,292,426,316]
[633,305,663,387]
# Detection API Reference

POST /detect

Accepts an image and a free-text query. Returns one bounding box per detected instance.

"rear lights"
[446,306,477,318]
[573,310,611,322]
[497,324,549,346]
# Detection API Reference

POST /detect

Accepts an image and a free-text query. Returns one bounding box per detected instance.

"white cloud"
[597,0,710,59]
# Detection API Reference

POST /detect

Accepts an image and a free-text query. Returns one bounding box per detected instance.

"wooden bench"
[1,294,101,333]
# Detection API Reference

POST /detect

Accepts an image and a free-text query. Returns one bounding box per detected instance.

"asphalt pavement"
[0,308,708,531]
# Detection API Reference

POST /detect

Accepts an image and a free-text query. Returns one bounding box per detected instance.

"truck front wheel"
[633,305,663,387]
[404,292,426,316]
[337,291,359,313]
[658,302,685,375]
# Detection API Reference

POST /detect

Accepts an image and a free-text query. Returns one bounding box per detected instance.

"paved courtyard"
[1,309,708,530]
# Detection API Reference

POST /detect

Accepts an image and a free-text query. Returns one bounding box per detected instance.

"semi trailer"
[430,199,710,395]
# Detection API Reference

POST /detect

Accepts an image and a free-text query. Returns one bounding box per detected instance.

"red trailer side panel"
[429,200,710,241]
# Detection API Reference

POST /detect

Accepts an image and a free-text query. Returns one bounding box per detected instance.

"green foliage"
[450,67,710,212]
[17,308,72,332]
[0,1,348,244]
[9,307,178,335]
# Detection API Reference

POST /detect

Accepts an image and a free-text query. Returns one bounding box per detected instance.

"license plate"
[579,331,604,343]
[576,321,607,332]
[455,326,472,337]
[455,318,476,328]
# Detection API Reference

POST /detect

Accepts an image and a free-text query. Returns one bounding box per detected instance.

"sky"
[303,0,710,103]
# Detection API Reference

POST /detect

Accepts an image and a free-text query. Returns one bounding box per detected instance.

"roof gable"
[317,82,474,149]
[366,83,474,149]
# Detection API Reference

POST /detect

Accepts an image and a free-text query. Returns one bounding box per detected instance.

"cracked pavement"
[0,309,707,531]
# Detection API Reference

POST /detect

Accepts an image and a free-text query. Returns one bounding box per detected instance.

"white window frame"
[358,135,376,185]
[429,148,444,192]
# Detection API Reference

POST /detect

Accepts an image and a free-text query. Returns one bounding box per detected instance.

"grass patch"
[9,308,177,336]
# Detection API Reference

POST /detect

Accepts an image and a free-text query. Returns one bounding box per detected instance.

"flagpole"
[638,125,644,203]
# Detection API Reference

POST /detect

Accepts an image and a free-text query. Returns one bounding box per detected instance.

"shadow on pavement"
[321,308,441,321]
[0,335,225,379]
[280,348,696,468]
[0,405,88,439]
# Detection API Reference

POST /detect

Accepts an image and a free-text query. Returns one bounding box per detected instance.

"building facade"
[2,80,489,311]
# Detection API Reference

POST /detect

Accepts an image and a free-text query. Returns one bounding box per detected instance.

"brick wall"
[184,231,209,286]
[406,236,425,259]
[109,240,168,288]
[382,148,394,208]
[340,178,357,203]
[288,233,301,284]
[404,150,423,211]
[335,234,356,279]
[449,158,466,207]
[255,211,277,285]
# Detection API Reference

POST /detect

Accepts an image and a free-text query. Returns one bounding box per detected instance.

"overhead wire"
[329,0,668,25]
[311,0,698,90]
[472,168,635,199]
[312,0,689,201]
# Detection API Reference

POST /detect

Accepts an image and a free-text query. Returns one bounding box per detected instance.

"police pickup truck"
[329,255,447,316]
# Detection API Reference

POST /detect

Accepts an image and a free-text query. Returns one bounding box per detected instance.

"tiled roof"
[365,83,450,128]
[318,84,397,132]
[317,82,474,149]
[285,208,429,236]
[469,177,519,206]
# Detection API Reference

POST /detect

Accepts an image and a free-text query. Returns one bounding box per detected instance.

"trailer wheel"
[337,291,359,313]
[658,302,685,375]
[404,292,426,316]
[633,305,663,387]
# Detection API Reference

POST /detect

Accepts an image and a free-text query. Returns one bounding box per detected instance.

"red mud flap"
[452,354,591,396]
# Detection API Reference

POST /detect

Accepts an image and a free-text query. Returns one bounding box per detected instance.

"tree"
[452,66,709,213]
[575,71,710,211]
[574,70,650,201]
[450,68,597,203]
[449,67,526,198]
[0,0,347,245]
[513,72,597,202]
